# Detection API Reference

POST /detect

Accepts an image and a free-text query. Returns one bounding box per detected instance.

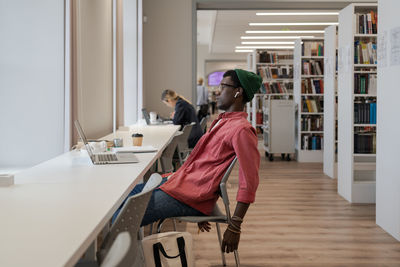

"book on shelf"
[302,97,323,113]
[301,134,323,150]
[302,60,324,75]
[301,79,324,94]
[262,82,293,94]
[302,41,324,57]
[354,11,377,34]
[354,41,377,64]
[354,73,377,94]
[354,127,376,154]
[354,99,377,124]
[258,51,293,63]
[301,116,323,131]
[258,65,293,80]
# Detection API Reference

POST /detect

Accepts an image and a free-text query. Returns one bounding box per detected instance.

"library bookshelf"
[323,25,338,179]
[294,38,324,162]
[338,3,377,203]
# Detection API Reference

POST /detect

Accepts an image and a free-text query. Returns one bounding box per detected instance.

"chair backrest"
[159,134,180,173]
[199,117,208,133]
[219,157,238,224]
[176,122,195,152]
[100,232,133,267]
[99,173,163,264]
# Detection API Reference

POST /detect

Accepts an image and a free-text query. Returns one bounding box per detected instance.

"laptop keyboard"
[98,153,118,162]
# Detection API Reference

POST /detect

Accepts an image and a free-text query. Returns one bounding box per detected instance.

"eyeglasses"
[218,83,237,90]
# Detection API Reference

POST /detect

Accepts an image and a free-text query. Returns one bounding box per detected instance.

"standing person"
[114,69,262,254]
[161,89,203,148]
[196,77,209,121]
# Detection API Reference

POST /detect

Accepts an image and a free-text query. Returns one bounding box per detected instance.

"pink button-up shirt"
[160,112,260,215]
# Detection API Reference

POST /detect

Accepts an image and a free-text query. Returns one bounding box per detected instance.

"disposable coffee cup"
[132,133,143,146]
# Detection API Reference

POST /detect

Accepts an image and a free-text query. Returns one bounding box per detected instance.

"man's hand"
[221,228,240,253]
[197,221,211,232]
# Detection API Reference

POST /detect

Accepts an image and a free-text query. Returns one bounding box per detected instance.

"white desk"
[0,124,179,267]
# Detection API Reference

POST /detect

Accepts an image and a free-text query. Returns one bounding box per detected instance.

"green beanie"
[234,69,262,102]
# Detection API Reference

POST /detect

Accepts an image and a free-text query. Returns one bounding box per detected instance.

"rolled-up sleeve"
[232,127,260,203]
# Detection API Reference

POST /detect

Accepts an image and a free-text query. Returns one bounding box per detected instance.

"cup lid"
[132,133,143,137]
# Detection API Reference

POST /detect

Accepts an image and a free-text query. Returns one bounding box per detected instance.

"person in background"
[161,89,203,148]
[196,77,209,121]
[210,90,217,114]
[114,69,262,254]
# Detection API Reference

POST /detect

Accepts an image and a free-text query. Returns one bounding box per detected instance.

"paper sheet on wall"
[378,31,388,68]
[390,27,400,66]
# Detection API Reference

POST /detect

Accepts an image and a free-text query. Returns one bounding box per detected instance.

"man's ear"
[237,87,244,98]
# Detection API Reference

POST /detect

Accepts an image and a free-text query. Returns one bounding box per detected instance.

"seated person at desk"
[161,89,203,148]
[115,69,262,253]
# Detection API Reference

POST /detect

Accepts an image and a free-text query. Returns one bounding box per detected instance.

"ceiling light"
[236,46,294,49]
[256,12,339,16]
[241,36,315,39]
[249,22,338,26]
[246,30,325,34]
[241,41,295,45]
[235,49,254,53]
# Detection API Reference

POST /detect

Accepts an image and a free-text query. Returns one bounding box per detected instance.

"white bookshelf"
[338,3,378,203]
[294,39,324,162]
[323,25,338,179]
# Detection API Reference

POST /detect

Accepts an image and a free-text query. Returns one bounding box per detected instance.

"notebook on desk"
[142,108,173,125]
[74,120,139,165]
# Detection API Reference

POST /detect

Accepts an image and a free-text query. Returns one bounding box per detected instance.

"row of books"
[301,134,323,150]
[354,73,377,94]
[302,98,324,113]
[354,131,376,154]
[261,82,293,94]
[354,100,377,124]
[301,79,324,94]
[258,66,293,80]
[354,41,377,64]
[257,51,293,63]
[355,11,377,34]
[302,42,324,57]
[302,60,324,75]
[301,116,323,131]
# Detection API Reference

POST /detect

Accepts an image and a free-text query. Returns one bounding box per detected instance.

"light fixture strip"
[241,41,295,45]
[235,49,254,53]
[246,30,325,34]
[249,22,338,26]
[241,36,315,39]
[236,46,294,49]
[256,12,339,16]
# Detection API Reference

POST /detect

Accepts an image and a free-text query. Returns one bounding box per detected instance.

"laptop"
[142,108,173,125]
[74,120,139,165]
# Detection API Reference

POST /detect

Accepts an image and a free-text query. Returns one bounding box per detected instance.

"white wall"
[143,0,193,117]
[0,0,65,168]
[376,0,400,241]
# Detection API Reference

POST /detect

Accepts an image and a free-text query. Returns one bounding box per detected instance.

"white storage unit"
[323,25,338,179]
[263,95,295,161]
[338,3,378,203]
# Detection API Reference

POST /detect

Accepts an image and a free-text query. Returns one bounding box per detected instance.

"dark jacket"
[173,98,203,148]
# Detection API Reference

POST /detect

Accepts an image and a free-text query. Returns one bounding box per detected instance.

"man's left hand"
[221,228,240,253]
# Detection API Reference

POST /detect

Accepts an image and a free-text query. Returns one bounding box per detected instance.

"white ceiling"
[197,10,338,54]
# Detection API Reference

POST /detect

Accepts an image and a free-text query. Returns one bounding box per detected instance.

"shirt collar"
[217,112,248,120]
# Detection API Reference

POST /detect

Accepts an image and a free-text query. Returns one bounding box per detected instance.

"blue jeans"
[112,178,204,226]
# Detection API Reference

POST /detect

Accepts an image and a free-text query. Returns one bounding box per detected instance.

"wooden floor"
[166,158,400,267]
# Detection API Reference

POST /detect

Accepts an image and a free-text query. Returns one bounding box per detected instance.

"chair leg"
[215,223,226,266]
[233,250,240,267]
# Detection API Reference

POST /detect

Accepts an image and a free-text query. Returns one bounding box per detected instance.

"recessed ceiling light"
[241,36,315,39]
[236,46,294,49]
[249,22,338,26]
[235,49,254,53]
[256,12,339,16]
[246,30,325,34]
[241,41,295,45]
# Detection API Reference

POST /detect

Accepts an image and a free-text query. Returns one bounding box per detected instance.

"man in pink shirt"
[114,69,261,253]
